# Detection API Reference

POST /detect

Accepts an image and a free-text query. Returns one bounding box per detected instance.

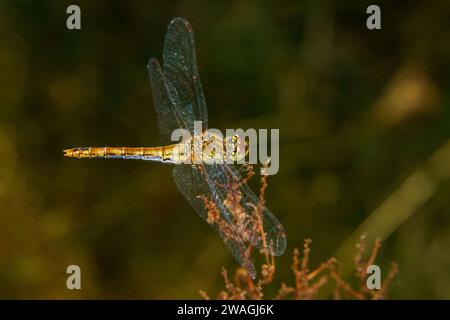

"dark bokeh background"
[0,0,449,298]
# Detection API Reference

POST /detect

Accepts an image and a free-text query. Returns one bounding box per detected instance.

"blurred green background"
[0,0,449,298]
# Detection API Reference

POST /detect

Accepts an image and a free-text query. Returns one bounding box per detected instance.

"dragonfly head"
[224,134,248,163]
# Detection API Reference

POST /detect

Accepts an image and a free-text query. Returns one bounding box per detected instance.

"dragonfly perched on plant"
[64,17,286,278]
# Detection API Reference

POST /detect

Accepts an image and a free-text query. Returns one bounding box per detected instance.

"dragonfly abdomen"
[63,146,177,163]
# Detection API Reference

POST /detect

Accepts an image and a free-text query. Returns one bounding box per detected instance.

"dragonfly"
[64,17,286,278]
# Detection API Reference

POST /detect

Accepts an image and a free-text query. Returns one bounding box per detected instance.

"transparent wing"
[147,58,194,144]
[163,17,208,129]
[206,164,287,256]
[173,164,256,278]
[173,163,287,277]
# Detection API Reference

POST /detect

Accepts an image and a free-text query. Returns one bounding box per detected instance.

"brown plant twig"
[199,164,398,300]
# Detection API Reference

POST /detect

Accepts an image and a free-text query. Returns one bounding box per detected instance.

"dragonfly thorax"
[173,132,247,164]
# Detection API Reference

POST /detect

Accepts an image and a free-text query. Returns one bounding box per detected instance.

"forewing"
[206,164,287,256]
[172,164,256,278]
[163,17,208,129]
